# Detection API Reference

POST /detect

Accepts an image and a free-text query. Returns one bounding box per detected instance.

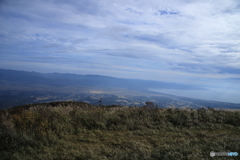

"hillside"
[1,101,240,159]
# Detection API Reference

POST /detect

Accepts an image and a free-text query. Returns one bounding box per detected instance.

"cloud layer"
[0,0,240,90]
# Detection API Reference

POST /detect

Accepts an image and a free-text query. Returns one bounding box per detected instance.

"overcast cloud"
[0,0,240,102]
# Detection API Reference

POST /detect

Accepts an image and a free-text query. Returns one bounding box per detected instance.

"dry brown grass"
[1,102,240,160]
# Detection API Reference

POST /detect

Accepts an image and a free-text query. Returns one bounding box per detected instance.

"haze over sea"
[149,88,240,104]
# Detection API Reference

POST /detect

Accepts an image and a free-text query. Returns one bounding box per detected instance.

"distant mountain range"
[0,69,205,90]
[0,68,239,109]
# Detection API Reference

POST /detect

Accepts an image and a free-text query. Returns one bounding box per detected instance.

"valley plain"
[1,69,240,110]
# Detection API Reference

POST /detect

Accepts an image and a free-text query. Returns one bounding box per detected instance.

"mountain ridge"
[1,68,239,110]
[0,68,206,90]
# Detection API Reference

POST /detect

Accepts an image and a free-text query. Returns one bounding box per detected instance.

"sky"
[0,0,240,103]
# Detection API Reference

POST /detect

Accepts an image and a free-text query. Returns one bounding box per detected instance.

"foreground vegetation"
[1,101,240,160]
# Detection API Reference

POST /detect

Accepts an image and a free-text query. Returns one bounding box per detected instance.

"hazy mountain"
[0,69,205,90]
[1,69,239,110]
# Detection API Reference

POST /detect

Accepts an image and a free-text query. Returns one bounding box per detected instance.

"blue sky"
[0,0,240,102]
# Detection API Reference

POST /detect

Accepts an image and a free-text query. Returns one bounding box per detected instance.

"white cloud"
[0,0,240,87]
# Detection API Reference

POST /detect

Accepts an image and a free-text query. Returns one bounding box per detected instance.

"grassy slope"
[1,102,240,160]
